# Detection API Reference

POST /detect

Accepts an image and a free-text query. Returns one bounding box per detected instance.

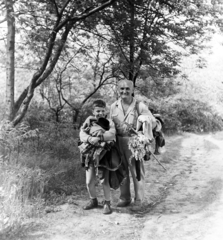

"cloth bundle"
[136,114,162,141]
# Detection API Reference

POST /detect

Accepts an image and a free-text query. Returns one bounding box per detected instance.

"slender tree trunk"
[128,0,135,85]
[5,0,15,121]
[55,110,60,122]
[72,109,80,127]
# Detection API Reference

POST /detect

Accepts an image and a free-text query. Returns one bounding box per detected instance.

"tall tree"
[4,0,15,121]
[1,0,117,126]
[98,0,221,86]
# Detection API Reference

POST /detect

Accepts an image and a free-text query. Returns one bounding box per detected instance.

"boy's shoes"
[103,200,112,214]
[83,198,98,210]
[117,199,131,207]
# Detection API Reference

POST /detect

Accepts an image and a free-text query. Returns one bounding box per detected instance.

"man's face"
[118,81,134,100]
[93,107,106,119]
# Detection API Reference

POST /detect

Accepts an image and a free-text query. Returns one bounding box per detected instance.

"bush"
[152,98,223,134]
[0,119,80,163]
[0,119,86,235]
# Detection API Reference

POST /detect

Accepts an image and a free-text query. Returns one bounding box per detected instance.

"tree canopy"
[0,0,223,125]
[96,0,220,85]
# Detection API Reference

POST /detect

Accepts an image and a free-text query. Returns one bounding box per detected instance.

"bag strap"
[135,101,140,116]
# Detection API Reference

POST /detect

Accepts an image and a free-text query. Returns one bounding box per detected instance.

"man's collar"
[115,98,137,119]
[116,97,136,107]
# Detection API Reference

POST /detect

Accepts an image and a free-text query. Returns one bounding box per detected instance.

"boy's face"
[93,107,106,119]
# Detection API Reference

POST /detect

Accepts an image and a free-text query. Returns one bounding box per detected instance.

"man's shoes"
[83,198,98,210]
[130,199,143,212]
[103,200,112,214]
[117,199,131,207]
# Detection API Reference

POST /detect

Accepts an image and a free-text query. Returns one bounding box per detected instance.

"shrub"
[0,119,85,235]
[151,98,223,133]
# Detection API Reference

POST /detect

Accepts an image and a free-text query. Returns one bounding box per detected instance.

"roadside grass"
[0,121,86,236]
[0,159,45,232]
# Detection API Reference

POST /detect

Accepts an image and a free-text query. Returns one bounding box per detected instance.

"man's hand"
[123,122,133,133]
[88,136,100,145]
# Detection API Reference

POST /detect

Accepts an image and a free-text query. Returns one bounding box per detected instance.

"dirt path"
[6,132,223,240]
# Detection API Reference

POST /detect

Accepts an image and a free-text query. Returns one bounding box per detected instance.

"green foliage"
[0,116,79,165]
[0,114,86,233]
[153,98,223,134]
[0,114,85,192]
[99,0,220,83]
[2,0,223,126]
[136,77,180,99]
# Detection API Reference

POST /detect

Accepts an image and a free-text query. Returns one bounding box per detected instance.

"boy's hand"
[88,136,100,145]
[82,116,97,128]
[86,116,97,124]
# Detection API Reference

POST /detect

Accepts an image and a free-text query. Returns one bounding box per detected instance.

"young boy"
[79,99,116,214]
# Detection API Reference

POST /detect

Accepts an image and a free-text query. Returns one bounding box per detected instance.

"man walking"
[110,79,157,210]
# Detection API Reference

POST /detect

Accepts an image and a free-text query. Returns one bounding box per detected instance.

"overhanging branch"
[55,0,117,31]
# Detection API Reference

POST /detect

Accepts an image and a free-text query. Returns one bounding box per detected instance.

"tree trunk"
[129,0,135,85]
[72,109,80,129]
[55,109,60,122]
[5,0,15,121]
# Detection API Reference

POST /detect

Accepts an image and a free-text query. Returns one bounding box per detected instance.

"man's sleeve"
[109,104,114,120]
[103,119,116,142]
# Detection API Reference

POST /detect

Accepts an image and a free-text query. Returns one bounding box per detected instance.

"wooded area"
[0,0,223,127]
[1,0,223,236]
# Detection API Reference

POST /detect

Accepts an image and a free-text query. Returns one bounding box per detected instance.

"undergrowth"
[0,121,85,235]
[151,98,223,134]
